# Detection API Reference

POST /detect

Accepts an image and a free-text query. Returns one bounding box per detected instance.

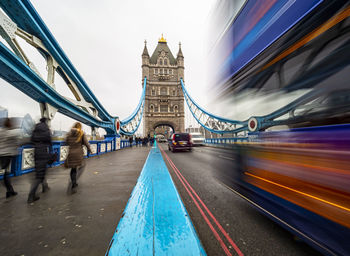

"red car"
[168,133,193,152]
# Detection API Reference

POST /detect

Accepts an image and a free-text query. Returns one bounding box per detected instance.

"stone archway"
[151,121,176,138]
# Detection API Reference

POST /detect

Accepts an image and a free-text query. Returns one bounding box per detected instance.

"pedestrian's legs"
[76,163,86,182]
[1,156,17,198]
[28,177,42,203]
[42,178,50,193]
[70,168,77,187]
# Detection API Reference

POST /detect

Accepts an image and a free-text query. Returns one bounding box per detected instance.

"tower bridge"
[1,1,350,256]
[142,36,185,137]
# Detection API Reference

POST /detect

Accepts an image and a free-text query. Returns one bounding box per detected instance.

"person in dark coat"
[65,122,91,193]
[0,118,20,198]
[27,117,52,203]
[129,136,133,147]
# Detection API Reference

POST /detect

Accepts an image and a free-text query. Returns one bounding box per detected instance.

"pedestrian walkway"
[0,146,149,256]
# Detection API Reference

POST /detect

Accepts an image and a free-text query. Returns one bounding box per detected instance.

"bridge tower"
[142,36,185,137]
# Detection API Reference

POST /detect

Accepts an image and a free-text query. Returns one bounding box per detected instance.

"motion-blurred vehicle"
[168,133,192,152]
[210,0,350,255]
[190,132,204,146]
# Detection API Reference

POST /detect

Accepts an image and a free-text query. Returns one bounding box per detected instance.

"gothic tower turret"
[142,36,185,136]
[142,40,150,80]
[176,42,184,81]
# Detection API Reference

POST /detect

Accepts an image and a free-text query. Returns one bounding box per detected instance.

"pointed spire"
[177,42,183,58]
[142,40,149,56]
[158,33,167,43]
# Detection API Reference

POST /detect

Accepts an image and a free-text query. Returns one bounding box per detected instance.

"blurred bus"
[210,1,350,255]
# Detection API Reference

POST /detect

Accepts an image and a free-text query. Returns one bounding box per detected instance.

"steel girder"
[181,79,248,134]
[0,0,146,135]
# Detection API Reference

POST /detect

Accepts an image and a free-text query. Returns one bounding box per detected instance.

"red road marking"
[159,146,244,256]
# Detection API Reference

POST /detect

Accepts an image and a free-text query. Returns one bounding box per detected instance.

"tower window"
[159,59,163,65]
[160,69,163,75]
[174,105,178,113]
[172,90,176,96]
[160,87,167,95]
[151,89,155,96]
[150,105,154,112]
[164,59,168,65]
[160,105,168,112]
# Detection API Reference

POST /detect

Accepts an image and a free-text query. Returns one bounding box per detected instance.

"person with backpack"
[27,117,52,203]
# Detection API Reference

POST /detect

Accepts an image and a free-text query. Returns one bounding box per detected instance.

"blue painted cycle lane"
[106,144,207,256]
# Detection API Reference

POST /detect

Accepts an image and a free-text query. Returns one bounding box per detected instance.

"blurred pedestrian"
[27,117,52,203]
[0,118,20,198]
[65,122,91,193]
[129,136,133,147]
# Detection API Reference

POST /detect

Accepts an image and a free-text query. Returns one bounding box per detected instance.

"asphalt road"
[159,143,323,256]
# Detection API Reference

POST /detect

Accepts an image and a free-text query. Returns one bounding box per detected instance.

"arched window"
[174,105,178,113]
[150,105,154,112]
[159,58,163,65]
[160,87,167,95]
[164,59,168,65]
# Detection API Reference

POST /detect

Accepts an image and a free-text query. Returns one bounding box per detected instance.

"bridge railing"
[0,137,137,180]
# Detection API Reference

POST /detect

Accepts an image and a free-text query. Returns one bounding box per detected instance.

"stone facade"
[142,37,185,137]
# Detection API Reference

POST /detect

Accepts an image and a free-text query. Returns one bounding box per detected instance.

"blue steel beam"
[0,41,115,132]
[0,0,147,135]
[0,0,113,121]
[181,79,248,134]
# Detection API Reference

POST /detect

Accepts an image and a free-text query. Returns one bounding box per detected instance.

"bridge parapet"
[0,136,130,180]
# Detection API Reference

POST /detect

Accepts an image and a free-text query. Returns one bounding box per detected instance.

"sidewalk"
[0,146,150,256]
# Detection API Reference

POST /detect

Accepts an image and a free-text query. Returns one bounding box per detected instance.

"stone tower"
[142,36,185,137]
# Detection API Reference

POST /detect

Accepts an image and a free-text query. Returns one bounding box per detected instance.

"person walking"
[0,118,20,198]
[65,122,91,193]
[28,117,52,203]
[129,136,133,147]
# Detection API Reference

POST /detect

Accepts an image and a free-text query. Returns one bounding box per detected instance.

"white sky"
[0,0,217,135]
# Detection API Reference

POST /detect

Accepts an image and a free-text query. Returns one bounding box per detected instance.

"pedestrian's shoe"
[6,191,18,198]
[71,183,78,194]
[27,195,40,203]
[42,185,50,193]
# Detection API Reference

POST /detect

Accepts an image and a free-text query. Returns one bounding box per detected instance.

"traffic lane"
[159,144,322,256]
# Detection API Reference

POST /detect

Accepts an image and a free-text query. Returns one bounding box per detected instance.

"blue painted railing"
[0,136,140,180]
[0,137,148,180]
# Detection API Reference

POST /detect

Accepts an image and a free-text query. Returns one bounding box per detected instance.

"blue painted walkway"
[106,145,206,256]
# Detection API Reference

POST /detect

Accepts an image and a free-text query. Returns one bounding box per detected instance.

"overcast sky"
[0,0,217,134]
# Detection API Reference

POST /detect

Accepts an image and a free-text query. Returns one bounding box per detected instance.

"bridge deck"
[0,146,150,256]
